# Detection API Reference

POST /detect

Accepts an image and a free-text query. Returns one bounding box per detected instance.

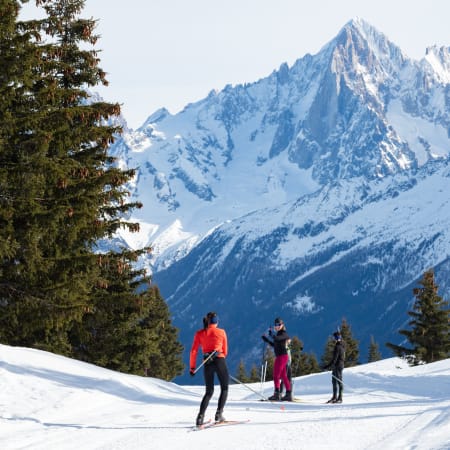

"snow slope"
[1,344,450,449]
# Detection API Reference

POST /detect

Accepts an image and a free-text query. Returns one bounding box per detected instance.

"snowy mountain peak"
[329,17,406,82]
[108,19,450,271]
[424,45,450,82]
[340,17,398,51]
[337,17,387,48]
[143,107,171,126]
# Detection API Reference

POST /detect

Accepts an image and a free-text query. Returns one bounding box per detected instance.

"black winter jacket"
[330,341,345,369]
[263,329,290,357]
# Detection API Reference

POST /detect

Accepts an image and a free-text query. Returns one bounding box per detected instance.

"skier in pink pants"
[262,318,292,401]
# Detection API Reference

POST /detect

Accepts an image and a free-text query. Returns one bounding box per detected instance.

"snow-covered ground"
[1,344,450,449]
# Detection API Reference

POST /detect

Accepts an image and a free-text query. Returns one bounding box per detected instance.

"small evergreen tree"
[236,359,249,383]
[321,336,335,369]
[368,335,382,362]
[340,318,359,366]
[386,269,450,365]
[249,363,260,382]
[143,286,184,380]
[306,353,321,373]
[289,336,320,376]
[295,351,321,375]
[72,279,183,380]
[289,336,304,377]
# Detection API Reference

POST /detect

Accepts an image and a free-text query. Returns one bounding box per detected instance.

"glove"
[261,335,270,343]
[268,328,273,337]
[189,368,195,377]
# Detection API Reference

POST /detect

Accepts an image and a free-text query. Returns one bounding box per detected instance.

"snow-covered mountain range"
[108,18,450,379]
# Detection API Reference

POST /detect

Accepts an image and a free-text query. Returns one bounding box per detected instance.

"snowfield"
[1,344,450,449]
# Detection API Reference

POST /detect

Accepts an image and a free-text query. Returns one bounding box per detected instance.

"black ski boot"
[268,389,281,401]
[215,410,225,423]
[334,396,342,403]
[326,397,337,404]
[281,390,292,401]
[196,413,204,426]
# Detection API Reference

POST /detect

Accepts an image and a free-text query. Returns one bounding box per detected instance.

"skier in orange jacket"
[190,311,229,426]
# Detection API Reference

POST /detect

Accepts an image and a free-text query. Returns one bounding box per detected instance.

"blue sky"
[22,0,450,129]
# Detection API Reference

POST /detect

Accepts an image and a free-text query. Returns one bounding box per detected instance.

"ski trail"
[365,401,450,449]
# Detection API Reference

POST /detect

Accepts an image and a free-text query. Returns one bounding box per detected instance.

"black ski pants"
[332,366,343,399]
[199,357,229,415]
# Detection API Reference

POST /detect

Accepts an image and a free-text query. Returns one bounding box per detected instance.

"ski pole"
[261,339,267,366]
[229,374,268,401]
[331,373,347,388]
[260,340,267,395]
[229,374,286,410]
[260,364,264,395]
[260,360,268,396]
[193,350,217,374]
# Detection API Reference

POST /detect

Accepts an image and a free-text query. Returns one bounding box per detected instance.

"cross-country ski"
[191,419,250,431]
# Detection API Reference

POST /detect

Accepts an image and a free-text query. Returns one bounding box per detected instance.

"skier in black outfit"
[324,331,345,403]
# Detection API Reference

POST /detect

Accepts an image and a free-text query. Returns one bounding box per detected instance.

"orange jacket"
[189,324,228,370]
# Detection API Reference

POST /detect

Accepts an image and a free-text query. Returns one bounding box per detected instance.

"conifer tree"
[306,353,321,373]
[295,351,321,375]
[0,0,183,380]
[249,363,260,382]
[0,0,75,348]
[71,271,183,380]
[236,359,249,383]
[0,0,134,352]
[0,0,30,261]
[368,335,382,362]
[321,336,335,368]
[288,338,321,376]
[289,336,304,377]
[340,318,359,366]
[386,269,450,364]
[141,286,184,380]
